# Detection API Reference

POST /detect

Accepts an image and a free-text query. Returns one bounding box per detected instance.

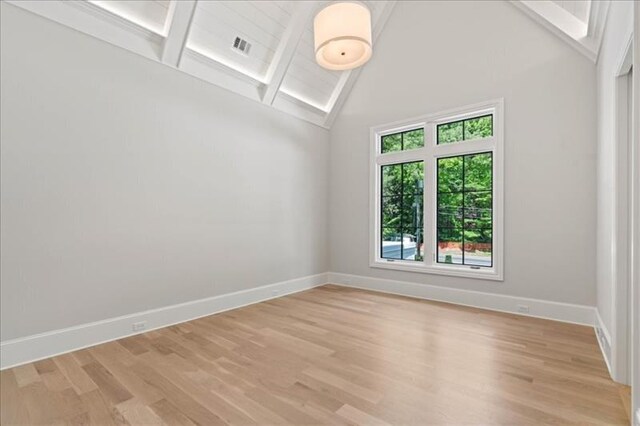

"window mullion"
[376,150,426,166]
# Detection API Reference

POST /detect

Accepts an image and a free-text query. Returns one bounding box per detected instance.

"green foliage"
[382,161,424,231]
[381,161,424,260]
[438,114,493,144]
[464,115,492,140]
[381,134,401,153]
[381,128,424,153]
[403,129,424,150]
[437,122,463,144]
[437,152,492,248]
[437,156,463,193]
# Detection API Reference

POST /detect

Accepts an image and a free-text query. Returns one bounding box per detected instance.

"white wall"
[329,1,597,305]
[595,0,634,345]
[0,3,329,341]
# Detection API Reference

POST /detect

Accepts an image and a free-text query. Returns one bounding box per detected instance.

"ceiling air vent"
[232,36,251,56]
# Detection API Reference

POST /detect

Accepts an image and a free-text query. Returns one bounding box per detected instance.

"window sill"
[370,260,503,281]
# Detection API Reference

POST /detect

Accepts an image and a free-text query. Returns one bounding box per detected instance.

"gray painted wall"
[329,0,597,305]
[0,3,329,340]
[0,1,607,343]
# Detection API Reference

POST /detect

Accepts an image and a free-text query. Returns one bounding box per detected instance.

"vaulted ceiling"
[7,1,608,128]
[511,0,610,62]
[7,0,396,128]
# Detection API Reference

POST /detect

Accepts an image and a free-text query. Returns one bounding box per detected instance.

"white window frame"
[370,99,504,281]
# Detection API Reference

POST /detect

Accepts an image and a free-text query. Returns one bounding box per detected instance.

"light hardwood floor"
[0,285,631,425]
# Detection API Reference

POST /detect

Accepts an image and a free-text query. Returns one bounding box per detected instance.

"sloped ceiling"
[511,0,610,62]
[6,1,609,128]
[6,0,396,129]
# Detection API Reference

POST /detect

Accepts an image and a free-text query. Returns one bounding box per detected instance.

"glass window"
[381,128,424,153]
[380,161,424,261]
[437,153,492,266]
[372,101,502,280]
[437,115,493,144]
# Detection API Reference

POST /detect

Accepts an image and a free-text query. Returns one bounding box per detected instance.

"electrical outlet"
[132,321,147,332]
[516,304,530,314]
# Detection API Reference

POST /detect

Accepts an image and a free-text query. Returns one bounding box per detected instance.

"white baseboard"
[594,308,613,378]
[328,272,596,326]
[1,271,600,371]
[0,273,328,370]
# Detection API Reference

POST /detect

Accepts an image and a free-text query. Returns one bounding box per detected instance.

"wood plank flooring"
[0,285,631,425]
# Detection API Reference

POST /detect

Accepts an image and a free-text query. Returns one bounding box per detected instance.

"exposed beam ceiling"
[6,0,396,129]
[261,2,317,106]
[161,0,197,67]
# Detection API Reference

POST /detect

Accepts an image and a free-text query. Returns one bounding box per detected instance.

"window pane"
[403,228,423,261]
[437,121,463,144]
[382,196,401,228]
[464,115,492,141]
[437,115,493,145]
[464,153,492,191]
[402,161,424,195]
[437,152,493,267]
[438,193,462,228]
[382,164,401,196]
[437,156,463,193]
[382,228,402,259]
[381,133,401,153]
[402,194,423,231]
[381,128,424,153]
[437,227,463,264]
[463,229,492,267]
[380,161,424,262]
[464,191,492,230]
[403,129,424,150]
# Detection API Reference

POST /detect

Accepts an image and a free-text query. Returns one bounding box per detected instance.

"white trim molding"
[328,272,596,326]
[595,308,613,378]
[1,272,605,373]
[610,34,634,386]
[0,273,328,370]
[510,0,610,63]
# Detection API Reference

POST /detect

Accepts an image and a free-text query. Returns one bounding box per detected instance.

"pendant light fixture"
[313,2,372,71]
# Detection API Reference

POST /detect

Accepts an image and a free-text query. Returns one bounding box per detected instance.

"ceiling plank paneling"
[261,2,318,106]
[89,0,171,35]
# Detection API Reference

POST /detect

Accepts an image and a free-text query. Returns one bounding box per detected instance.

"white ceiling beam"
[324,1,397,128]
[161,0,197,67]
[260,2,317,106]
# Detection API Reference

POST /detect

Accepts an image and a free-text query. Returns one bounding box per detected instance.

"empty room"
[1,0,639,424]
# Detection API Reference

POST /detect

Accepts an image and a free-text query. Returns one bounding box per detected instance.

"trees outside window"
[371,100,503,281]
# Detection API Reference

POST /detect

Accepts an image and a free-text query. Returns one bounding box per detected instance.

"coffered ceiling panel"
[186,1,295,82]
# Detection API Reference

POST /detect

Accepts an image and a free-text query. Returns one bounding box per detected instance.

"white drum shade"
[313,2,372,71]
